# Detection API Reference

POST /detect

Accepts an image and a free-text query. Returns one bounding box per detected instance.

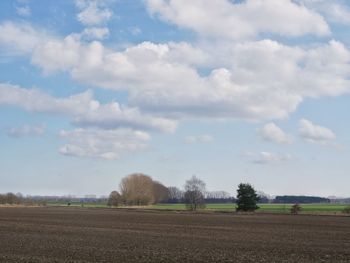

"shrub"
[342,206,350,214]
[290,204,301,214]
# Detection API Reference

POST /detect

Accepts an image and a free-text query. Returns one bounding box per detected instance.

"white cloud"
[31,34,83,74]
[16,6,31,17]
[5,124,44,138]
[146,0,330,40]
[184,134,213,144]
[0,83,96,115]
[75,0,113,26]
[2,23,350,125]
[0,83,174,159]
[0,21,49,54]
[73,102,177,133]
[259,123,292,144]
[298,119,336,144]
[244,151,293,164]
[81,27,109,40]
[0,83,177,133]
[32,37,302,120]
[59,128,150,160]
[297,0,350,25]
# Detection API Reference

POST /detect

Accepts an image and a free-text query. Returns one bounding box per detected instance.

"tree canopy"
[236,183,259,212]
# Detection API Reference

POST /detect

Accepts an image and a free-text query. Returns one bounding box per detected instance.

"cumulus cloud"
[0,21,49,54]
[259,123,292,144]
[184,134,213,144]
[0,19,350,131]
[243,151,293,164]
[5,124,45,138]
[297,0,350,25]
[2,22,350,124]
[75,0,113,26]
[298,119,336,144]
[146,0,330,40]
[0,83,177,133]
[0,83,173,159]
[59,128,150,160]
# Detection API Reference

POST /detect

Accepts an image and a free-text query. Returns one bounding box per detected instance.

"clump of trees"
[205,191,233,203]
[184,176,206,211]
[108,173,273,212]
[167,186,184,203]
[236,183,260,212]
[153,181,170,204]
[0,193,22,205]
[0,193,47,206]
[109,174,230,210]
[116,173,169,206]
[107,191,121,207]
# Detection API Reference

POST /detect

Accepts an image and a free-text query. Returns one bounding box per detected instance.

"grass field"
[46,201,349,214]
[151,203,349,213]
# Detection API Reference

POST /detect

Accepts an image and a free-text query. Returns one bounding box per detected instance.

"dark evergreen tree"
[236,183,259,212]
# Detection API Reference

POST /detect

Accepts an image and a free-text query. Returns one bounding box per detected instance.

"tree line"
[107,173,261,211]
[108,173,339,213]
[107,173,235,208]
[273,195,330,204]
[0,193,47,206]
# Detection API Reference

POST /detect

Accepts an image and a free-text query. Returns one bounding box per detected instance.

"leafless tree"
[205,191,230,199]
[184,175,206,211]
[168,186,184,203]
[5,193,21,204]
[120,173,155,205]
[107,191,121,207]
[153,181,169,203]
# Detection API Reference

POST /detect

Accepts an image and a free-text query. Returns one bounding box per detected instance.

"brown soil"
[0,207,349,262]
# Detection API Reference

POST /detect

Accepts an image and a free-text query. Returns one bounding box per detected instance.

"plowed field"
[0,207,349,262]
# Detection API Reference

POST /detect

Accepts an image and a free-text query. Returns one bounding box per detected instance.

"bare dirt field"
[0,207,349,262]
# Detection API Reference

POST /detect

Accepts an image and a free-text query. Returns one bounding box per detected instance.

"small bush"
[342,206,350,214]
[290,204,301,214]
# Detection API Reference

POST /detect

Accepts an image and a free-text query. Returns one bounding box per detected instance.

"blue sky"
[1,0,350,197]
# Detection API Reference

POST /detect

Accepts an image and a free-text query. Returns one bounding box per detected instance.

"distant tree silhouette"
[153,181,170,203]
[107,191,121,207]
[273,195,330,204]
[167,186,184,203]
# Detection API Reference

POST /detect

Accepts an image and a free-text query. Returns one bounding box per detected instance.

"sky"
[0,0,350,197]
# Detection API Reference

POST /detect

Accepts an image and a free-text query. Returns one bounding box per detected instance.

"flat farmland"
[0,207,349,262]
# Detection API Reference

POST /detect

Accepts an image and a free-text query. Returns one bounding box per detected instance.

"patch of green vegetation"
[151,203,348,213]
[46,201,108,208]
[46,201,349,214]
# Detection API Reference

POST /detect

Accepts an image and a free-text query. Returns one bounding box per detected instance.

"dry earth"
[0,207,349,262]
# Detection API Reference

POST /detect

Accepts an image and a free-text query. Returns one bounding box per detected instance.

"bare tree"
[107,191,121,207]
[120,173,155,205]
[153,181,169,203]
[5,193,20,205]
[184,176,206,211]
[167,186,184,203]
